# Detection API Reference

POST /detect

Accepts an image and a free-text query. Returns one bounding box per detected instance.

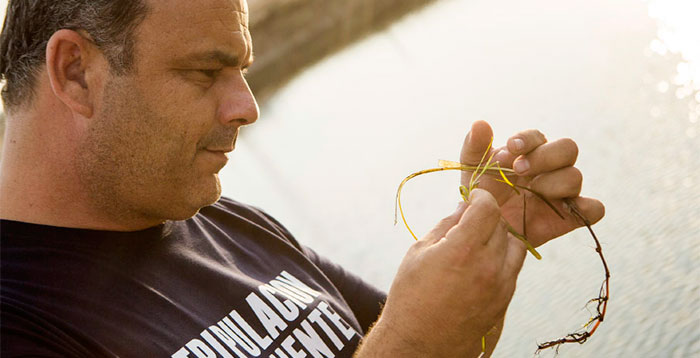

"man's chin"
[167,176,222,220]
[194,175,223,208]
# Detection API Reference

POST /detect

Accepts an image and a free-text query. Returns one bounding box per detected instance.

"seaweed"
[393,138,609,355]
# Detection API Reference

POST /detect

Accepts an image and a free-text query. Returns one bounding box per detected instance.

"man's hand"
[356,121,606,357]
[460,121,605,247]
[356,189,526,357]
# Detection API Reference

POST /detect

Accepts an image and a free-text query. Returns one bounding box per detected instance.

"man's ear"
[45,29,103,118]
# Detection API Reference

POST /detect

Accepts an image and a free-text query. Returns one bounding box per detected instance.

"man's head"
[0,0,148,110]
[0,0,259,229]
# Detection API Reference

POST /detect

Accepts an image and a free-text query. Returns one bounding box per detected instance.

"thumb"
[421,201,468,244]
[460,120,495,165]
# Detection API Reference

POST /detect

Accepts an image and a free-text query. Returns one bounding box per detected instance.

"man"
[0,0,604,357]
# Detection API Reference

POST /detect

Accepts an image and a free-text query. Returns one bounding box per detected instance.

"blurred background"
[1,0,699,357]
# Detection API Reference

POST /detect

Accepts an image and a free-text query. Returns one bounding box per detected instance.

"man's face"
[78,0,258,225]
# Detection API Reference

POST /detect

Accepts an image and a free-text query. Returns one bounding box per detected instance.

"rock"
[247,0,436,102]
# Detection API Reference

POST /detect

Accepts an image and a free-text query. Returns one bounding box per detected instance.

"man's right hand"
[355,189,526,358]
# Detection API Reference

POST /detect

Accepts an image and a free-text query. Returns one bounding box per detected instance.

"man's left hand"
[459,120,605,248]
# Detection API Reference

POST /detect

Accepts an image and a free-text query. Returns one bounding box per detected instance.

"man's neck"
[0,111,161,232]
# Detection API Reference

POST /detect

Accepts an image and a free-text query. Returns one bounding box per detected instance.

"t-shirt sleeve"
[239,202,387,333]
[300,246,386,334]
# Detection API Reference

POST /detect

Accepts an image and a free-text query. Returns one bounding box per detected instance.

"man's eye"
[198,69,219,78]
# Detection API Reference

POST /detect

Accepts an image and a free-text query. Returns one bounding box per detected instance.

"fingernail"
[514,159,530,174]
[493,149,510,163]
[468,188,481,200]
[512,138,525,152]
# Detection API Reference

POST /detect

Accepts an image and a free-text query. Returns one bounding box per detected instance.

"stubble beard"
[75,75,221,228]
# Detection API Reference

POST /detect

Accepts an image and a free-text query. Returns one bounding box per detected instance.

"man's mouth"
[200,149,230,169]
[204,147,234,153]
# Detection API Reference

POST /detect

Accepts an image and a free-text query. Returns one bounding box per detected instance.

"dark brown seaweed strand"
[513,184,565,220]
[535,198,610,354]
[522,193,527,238]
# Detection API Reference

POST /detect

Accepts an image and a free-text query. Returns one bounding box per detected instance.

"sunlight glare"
[646,0,700,95]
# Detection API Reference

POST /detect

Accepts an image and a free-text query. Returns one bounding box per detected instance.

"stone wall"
[247,0,436,102]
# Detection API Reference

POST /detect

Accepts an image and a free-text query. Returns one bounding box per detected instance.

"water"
[220,0,700,356]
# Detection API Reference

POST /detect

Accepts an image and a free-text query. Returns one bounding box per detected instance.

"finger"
[492,147,517,168]
[460,120,496,166]
[503,233,527,277]
[482,221,508,274]
[421,201,468,244]
[444,189,501,246]
[512,138,578,176]
[530,166,583,199]
[485,218,509,255]
[506,129,548,156]
[527,196,605,247]
[566,196,605,226]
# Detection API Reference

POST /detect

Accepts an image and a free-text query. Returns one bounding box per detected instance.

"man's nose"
[216,70,259,127]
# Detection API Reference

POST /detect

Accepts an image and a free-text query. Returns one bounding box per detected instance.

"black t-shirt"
[1,197,386,357]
